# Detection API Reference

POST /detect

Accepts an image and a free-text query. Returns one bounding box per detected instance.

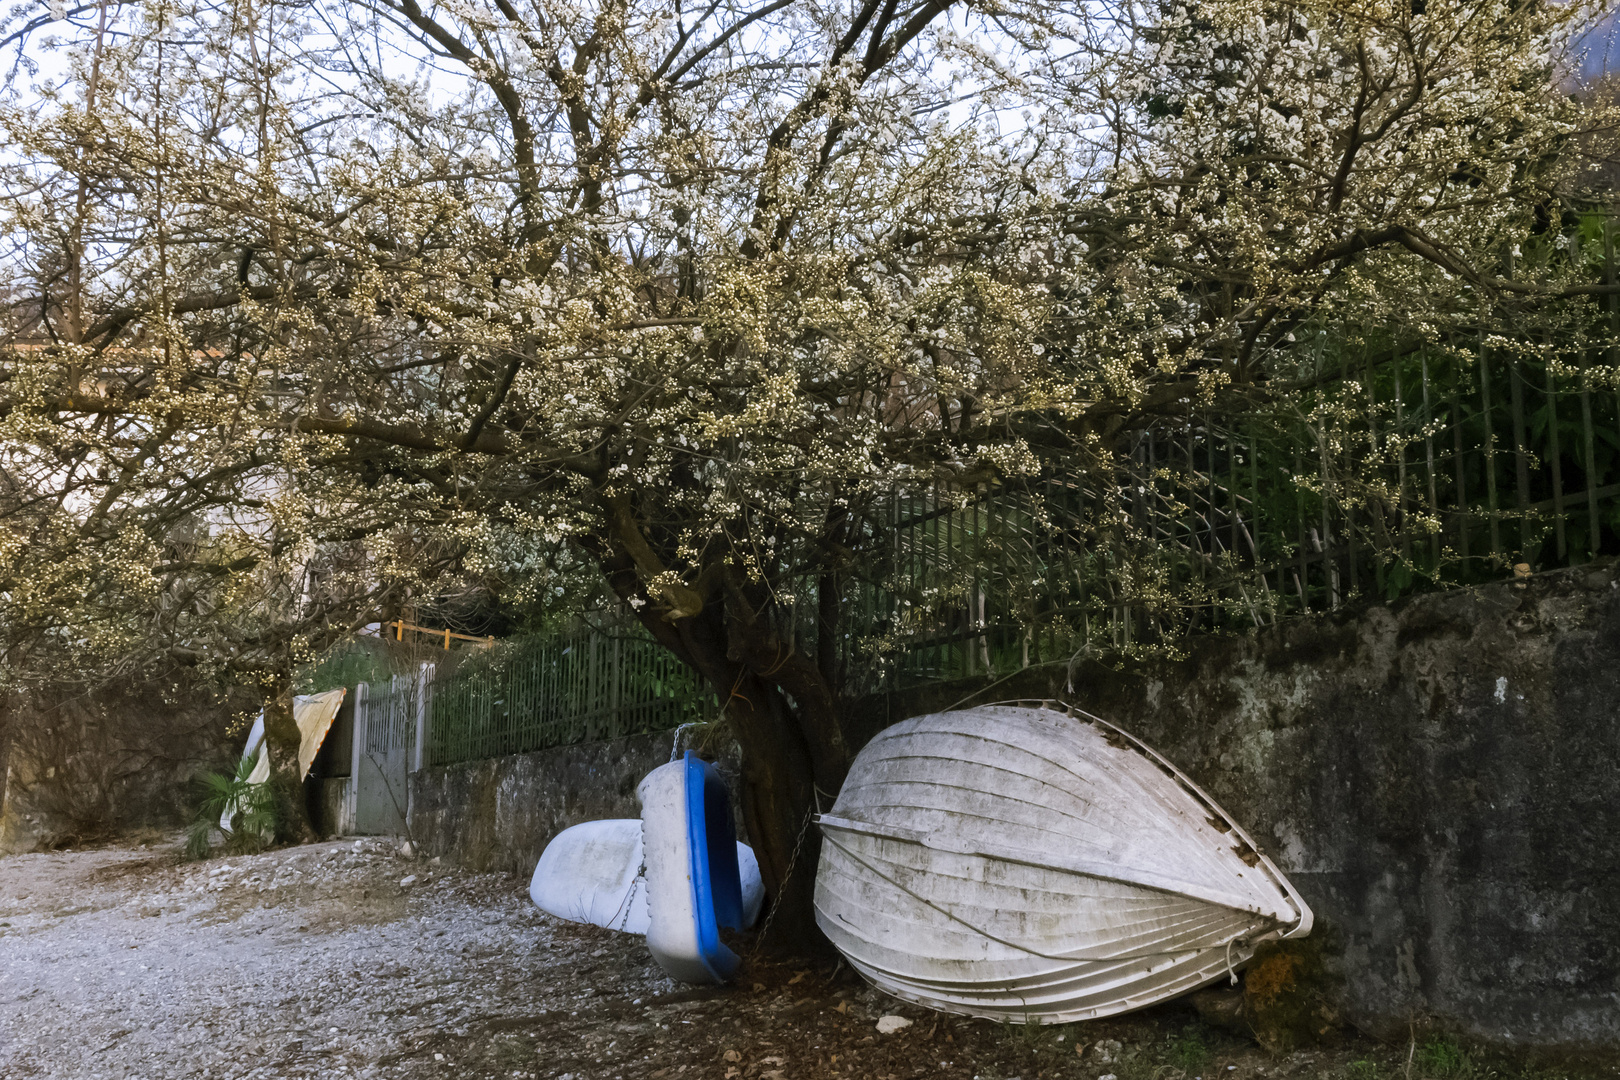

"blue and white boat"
[638,751,752,984]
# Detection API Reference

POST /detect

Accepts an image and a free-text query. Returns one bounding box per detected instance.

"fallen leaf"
[725,1070,740,1079]
[759,1056,786,1066]
[723,1049,742,1063]
[787,970,808,985]
[762,1072,786,1080]
[876,1015,913,1035]
[833,1001,848,1014]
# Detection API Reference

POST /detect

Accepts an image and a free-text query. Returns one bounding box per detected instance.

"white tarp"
[220,710,270,834]
[218,691,345,834]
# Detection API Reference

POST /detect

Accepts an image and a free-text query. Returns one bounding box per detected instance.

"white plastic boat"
[813,703,1313,1023]
[638,752,753,984]
[528,817,764,936]
[530,818,654,933]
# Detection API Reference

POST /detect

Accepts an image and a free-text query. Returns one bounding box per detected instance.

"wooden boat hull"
[813,704,1312,1023]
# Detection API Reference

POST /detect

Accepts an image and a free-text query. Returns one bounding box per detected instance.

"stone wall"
[407,731,747,876]
[403,565,1620,1053]
[850,564,1620,1053]
[0,678,248,853]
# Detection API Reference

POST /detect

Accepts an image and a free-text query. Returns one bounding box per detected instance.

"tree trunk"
[259,688,317,844]
[591,486,858,952]
[599,559,848,952]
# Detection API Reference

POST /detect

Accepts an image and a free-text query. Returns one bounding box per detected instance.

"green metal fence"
[422,625,715,767]
[417,290,1620,755]
[838,333,1620,689]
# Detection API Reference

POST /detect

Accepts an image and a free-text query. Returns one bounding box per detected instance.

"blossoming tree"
[3,0,1614,933]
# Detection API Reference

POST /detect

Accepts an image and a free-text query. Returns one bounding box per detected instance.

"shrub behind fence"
[423,627,714,767]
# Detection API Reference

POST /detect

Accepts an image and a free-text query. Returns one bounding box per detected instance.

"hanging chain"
[750,806,817,959]
[614,863,647,933]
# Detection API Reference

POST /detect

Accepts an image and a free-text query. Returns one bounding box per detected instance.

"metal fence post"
[347,681,367,835]
[413,662,434,773]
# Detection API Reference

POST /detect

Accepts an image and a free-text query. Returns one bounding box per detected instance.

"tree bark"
[595,538,848,952]
[259,688,317,844]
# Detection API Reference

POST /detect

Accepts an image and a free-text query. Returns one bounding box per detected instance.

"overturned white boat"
[528,817,764,937]
[813,703,1313,1023]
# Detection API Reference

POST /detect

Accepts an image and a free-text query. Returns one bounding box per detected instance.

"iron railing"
[422,626,714,767]
[842,334,1620,688]
[347,297,1620,756]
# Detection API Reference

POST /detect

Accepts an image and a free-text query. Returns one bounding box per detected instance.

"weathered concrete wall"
[852,564,1620,1052]
[408,731,748,876]
[408,733,660,873]
[308,776,351,838]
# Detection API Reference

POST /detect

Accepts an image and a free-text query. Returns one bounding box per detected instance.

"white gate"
[347,665,432,836]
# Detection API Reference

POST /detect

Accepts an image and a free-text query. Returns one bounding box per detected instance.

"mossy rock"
[1242,936,1344,1052]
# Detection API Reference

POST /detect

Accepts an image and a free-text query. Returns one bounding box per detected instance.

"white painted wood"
[412,662,433,774]
[813,704,1313,1023]
[346,683,367,833]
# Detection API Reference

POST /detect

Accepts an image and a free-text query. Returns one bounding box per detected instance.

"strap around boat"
[815,813,1300,925]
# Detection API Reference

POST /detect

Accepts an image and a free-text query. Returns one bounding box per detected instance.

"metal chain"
[614,863,647,933]
[749,807,817,958]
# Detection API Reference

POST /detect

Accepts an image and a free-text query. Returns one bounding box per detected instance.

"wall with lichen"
[407,730,748,877]
[850,563,1620,1053]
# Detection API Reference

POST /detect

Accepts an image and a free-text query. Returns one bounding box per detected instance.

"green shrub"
[182,756,278,860]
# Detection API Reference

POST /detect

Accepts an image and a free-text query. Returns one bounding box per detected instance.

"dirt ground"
[0,840,1608,1080]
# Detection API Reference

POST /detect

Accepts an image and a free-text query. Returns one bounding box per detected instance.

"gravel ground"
[0,840,1608,1080]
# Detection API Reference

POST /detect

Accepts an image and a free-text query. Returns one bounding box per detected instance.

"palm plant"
[183,756,278,860]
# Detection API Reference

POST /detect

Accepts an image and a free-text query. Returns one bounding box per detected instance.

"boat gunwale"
[848,713,1280,891]
[837,947,1269,1024]
[1045,702,1315,938]
[822,934,1272,998]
